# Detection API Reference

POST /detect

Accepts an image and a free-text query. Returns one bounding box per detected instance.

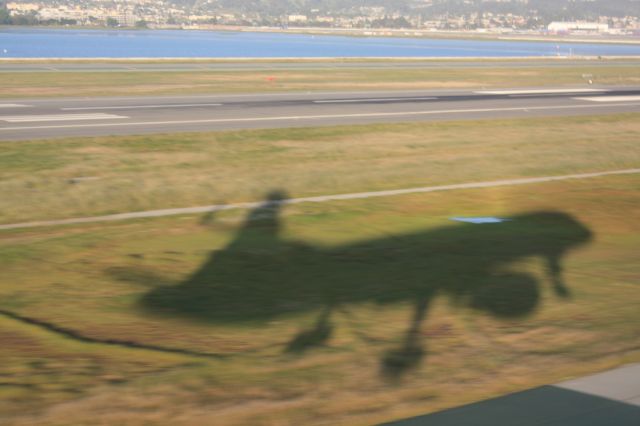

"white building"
[288,15,308,23]
[38,6,86,22]
[548,21,609,34]
[6,2,40,13]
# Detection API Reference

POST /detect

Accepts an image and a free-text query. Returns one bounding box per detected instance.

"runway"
[1,86,640,140]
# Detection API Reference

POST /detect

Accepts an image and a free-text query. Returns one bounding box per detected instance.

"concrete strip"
[61,103,223,111]
[313,97,437,103]
[0,113,127,123]
[0,104,30,108]
[557,364,640,406]
[575,95,640,102]
[2,60,640,73]
[1,168,639,231]
[476,88,606,95]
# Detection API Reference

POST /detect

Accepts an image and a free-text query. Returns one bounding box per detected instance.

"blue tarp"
[450,217,511,224]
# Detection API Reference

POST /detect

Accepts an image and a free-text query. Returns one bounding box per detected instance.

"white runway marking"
[62,103,223,111]
[476,89,606,95]
[0,113,128,123]
[1,168,638,231]
[314,97,437,104]
[0,104,30,108]
[574,96,640,103]
[2,102,640,131]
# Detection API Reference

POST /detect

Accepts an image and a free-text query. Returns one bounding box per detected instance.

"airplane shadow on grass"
[137,190,593,378]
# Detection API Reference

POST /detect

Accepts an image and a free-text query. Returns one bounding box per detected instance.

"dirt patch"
[0,329,44,353]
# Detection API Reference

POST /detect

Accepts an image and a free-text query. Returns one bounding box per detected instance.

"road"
[2,59,640,72]
[1,86,640,140]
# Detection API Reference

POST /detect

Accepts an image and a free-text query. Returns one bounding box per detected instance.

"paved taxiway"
[1,86,640,140]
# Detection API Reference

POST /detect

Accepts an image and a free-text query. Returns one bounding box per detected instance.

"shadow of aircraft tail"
[137,190,593,378]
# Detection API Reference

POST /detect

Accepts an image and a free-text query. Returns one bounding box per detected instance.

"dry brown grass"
[1,173,639,425]
[1,114,639,224]
[1,64,638,97]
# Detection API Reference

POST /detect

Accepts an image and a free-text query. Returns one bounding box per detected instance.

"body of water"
[1,27,640,58]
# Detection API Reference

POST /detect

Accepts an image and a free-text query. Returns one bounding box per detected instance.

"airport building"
[548,21,609,34]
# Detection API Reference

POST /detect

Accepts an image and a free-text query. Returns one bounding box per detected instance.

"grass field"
[1,174,639,425]
[1,113,639,425]
[1,113,639,224]
[1,64,639,98]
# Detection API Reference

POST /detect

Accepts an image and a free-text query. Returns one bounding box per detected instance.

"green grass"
[1,113,639,224]
[1,64,639,97]
[1,173,639,425]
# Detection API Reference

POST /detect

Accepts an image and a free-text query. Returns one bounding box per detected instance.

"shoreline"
[229,26,640,45]
[2,56,640,63]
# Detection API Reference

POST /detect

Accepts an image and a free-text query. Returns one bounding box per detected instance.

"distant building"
[38,6,85,22]
[288,15,308,24]
[116,9,138,26]
[315,16,335,24]
[6,2,40,14]
[548,21,609,34]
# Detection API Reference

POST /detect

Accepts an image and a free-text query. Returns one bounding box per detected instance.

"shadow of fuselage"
[139,191,593,377]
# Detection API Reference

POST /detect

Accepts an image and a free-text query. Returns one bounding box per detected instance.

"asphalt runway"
[1,86,640,141]
[2,59,640,72]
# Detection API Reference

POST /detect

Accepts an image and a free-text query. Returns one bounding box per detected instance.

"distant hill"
[2,0,638,28]
[165,0,639,20]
